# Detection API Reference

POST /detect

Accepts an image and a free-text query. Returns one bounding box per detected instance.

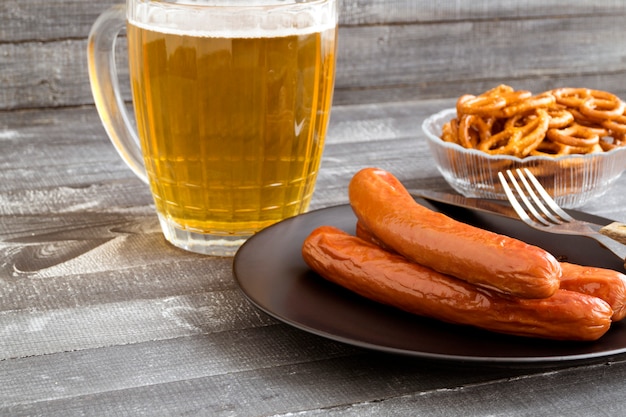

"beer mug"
[88,0,338,256]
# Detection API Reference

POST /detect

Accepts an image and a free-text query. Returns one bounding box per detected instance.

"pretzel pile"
[441,85,626,157]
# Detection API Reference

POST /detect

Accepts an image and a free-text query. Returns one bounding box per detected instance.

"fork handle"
[599,222,626,246]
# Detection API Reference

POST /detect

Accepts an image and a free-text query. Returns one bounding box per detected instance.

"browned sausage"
[349,168,561,299]
[357,220,626,322]
[355,220,388,249]
[560,262,626,321]
[302,226,612,341]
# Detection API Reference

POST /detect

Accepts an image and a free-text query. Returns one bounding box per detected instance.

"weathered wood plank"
[3,99,625,217]
[334,15,626,103]
[1,1,117,42]
[3,0,625,42]
[0,38,129,111]
[2,13,626,109]
[338,0,626,26]
[0,326,571,416]
[269,360,626,416]
[0,99,447,198]
[0,289,278,360]
[0,106,132,193]
[1,347,625,416]
[0,325,358,406]
[333,72,626,107]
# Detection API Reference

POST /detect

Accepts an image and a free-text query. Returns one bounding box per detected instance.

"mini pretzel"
[602,113,626,135]
[551,88,592,108]
[546,106,574,128]
[547,123,600,148]
[457,94,507,118]
[478,109,549,157]
[458,115,480,148]
[530,140,571,157]
[569,108,608,127]
[501,92,555,117]
[441,118,460,144]
[457,85,531,118]
[458,114,498,148]
[442,85,626,158]
[580,90,626,121]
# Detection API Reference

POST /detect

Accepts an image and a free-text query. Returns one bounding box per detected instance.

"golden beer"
[126,22,337,237]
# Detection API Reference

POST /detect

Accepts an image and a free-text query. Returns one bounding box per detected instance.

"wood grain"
[2,1,625,110]
[3,0,625,41]
[3,1,626,415]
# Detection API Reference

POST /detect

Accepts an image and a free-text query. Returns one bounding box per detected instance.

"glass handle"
[87,5,148,184]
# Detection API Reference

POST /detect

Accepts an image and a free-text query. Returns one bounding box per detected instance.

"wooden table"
[3,96,626,416]
[3,1,626,416]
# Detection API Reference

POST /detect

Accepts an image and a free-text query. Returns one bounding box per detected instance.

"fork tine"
[498,171,549,226]
[514,169,561,224]
[500,170,626,264]
[504,170,552,226]
[520,168,575,222]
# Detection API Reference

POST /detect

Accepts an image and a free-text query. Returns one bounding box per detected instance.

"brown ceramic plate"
[233,200,626,365]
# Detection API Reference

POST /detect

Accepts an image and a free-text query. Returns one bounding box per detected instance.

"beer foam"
[128,0,337,38]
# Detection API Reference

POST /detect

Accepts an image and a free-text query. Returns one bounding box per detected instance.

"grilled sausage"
[559,262,626,321]
[357,221,626,321]
[348,168,561,299]
[302,226,612,341]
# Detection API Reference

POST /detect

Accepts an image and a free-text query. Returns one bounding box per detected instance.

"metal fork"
[498,168,626,266]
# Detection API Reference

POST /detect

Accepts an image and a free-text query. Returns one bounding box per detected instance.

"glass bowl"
[421,108,626,208]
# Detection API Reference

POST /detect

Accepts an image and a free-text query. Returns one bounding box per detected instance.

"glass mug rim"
[132,0,332,7]
[127,0,337,37]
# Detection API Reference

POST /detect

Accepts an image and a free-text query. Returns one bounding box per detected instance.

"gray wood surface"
[3,1,626,416]
[4,99,626,417]
[2,1,626,109]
